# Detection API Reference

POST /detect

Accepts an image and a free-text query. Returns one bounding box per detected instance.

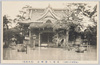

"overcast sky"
[2,1,66,19]
[2,1,97,19]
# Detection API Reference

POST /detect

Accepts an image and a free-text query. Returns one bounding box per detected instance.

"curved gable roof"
[37,6,60,21]
[28,5,66,22]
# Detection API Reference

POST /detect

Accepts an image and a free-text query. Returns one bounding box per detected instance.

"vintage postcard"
[1,1,99,64]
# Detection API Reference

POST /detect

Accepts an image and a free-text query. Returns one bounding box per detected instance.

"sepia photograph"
[1,1,99,64]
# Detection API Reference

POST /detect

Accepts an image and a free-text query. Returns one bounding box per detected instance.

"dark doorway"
[40,32,54,44]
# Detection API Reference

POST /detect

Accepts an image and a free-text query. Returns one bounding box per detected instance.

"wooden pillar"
[66,31,69,44]
[56,33,58,47]
[33,39,35,49]
[65,30,69,49]
[48,34,49,47]
[29,29,32,45]
[32,34,36,49]
[39,33,40,47]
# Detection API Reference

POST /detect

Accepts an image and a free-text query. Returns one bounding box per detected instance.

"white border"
[1,1,99,64]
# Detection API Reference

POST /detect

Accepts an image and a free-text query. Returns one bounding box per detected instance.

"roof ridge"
[28,8,66,11]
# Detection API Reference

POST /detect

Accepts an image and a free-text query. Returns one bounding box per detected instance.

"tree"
[3,15,12,47]
[61,3,97,48]
[10,5,33,43]
[3,15,12,30]
[15,5,32,22]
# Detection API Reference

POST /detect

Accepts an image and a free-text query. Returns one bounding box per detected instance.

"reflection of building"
[18,5,69,47]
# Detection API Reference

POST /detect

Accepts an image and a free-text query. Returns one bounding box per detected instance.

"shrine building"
[18,5,71,47]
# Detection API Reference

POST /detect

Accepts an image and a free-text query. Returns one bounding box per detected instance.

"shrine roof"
[29,22,68,30]
[27,5,66,22]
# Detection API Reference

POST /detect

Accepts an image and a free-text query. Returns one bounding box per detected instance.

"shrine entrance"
[40,32,54,47]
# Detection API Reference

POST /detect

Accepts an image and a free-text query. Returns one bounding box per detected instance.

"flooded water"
[3,46,97,60]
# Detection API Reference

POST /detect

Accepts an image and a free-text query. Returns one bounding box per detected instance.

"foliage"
[3,15,11,41]
[3,15,26,47]
[84,25,97,45]
[12,5,32,37]
[3,15,12,30]
[3,15,12,47]
[62,3,97,44]
[14,5,32,22]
